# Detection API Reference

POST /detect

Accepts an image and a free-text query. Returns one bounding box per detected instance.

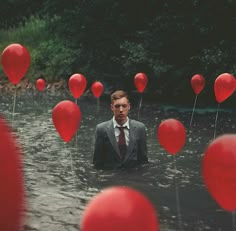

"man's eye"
[114,104,127,108]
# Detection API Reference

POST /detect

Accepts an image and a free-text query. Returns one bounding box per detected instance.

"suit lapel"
[124,120,136,162]
[106,120,120,157]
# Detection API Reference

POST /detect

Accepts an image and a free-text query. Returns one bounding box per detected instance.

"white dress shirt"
[112,117,130,146]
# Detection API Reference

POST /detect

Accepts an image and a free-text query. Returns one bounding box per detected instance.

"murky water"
[1,90,235,231]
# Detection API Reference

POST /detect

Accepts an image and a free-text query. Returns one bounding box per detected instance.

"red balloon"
[36,78,46,92]
[157,119,186,155]
[69,73,87,99]
[134,73,148,93]
[0,115,25,230]
[214,73,235,103]
[1,43,31,85]
[91,81,104,98]
[52,100,82,142]
[202,134,236,211]
[80,186,159,231]
[191,74,205,95]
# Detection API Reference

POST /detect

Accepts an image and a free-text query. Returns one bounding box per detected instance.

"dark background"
[1,0,236,107]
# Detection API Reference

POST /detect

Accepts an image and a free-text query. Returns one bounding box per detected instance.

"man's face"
[111,97,130,125]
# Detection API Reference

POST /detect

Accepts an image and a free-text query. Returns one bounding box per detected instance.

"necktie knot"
[118,126,126,131]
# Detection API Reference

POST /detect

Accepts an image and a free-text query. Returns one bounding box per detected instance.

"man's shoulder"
[130,119,145,128]
[96,120,112,129]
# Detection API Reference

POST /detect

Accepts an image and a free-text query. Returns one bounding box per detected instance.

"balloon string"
[213,103,220,139]
[189,94,198,130]
[75,98,78,148]
[12,86,17,125]
[66,143,76,187]
[70,152,76,186]
[232,211,236,231]
[96,97,100,117]
[174,155,183,231]
[137,94,143,120]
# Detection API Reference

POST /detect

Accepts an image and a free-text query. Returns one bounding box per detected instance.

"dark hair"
[110,90,129,103]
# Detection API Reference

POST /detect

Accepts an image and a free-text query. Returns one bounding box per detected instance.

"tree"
[0,0,42,28]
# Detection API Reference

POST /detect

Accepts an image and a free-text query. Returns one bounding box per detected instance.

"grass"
[0,15,73,83]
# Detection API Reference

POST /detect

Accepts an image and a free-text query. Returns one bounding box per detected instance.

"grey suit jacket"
[93,119,148,169]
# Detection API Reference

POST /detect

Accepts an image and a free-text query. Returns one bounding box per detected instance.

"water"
[1,90,235,231]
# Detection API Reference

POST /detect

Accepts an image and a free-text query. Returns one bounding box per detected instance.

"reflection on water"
[1,91,235,231]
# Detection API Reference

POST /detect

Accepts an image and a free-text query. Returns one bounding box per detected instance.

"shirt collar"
[113,116,130,129]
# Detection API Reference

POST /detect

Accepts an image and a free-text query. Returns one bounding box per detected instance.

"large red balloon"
[157,119,186,155]
[202,134,236,211]
[1,43,31,85]
[52,100,82,142]
[91,81,104,98]
[69,73,87,99]
[80,186,159,231]
[214,73,235,103]
[36,78,46,92]
[0,115,25,230]
[191,74,205,95]
[134,73,148,93]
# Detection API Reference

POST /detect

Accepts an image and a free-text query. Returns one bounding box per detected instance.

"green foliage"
[0,16,78,83]
[0,0,42,29]
[30,38,78,82]
[1,0,236,104]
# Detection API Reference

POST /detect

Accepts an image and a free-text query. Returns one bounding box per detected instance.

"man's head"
[110,90,130,125]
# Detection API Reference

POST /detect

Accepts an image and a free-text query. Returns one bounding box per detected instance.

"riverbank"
[1,76,236,110]
[0,77,67,95]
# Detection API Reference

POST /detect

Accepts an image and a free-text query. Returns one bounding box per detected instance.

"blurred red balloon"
[80,186,159,231]
[0,115,25,230]
[91,81,104,98]
[52,100,82,142]
[134,73,148,93]
[1,43,31,85]
[36,78,46,92]
[191,74,205,95]
[214,73,235,103]
[202,134,236,211]
[157,119,186,155]
[69,73,87,99]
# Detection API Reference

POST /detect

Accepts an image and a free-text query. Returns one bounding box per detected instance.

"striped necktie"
[117,127,126,160]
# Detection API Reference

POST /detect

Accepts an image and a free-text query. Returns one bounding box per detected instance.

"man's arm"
[93,125,105,169]
[138,125,148,163]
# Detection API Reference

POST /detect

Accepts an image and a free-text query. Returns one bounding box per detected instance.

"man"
[93,90,148,170]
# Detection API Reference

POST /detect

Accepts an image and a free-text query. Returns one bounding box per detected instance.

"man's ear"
[110,104,113,110]
[128,103,131,110]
